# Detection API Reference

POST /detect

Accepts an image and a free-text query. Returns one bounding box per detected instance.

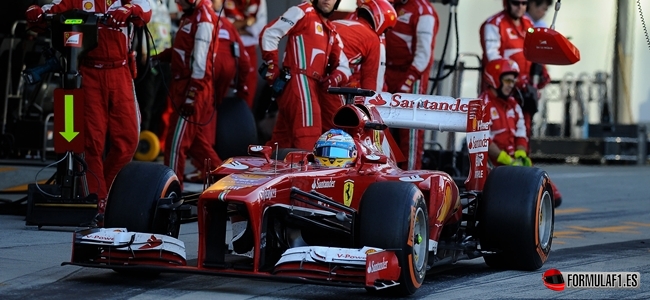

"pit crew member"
[480,58,562,207]
[156,0,222,188]
[185,0,251,184]
[259,0,351,150]
[25,0,152,216]
[320,0,397,131]
[134,0,173,140]
[526,0,552,28]
[480,0,551,141]
[210,0,251,145]
[384,0,439,170]
[223,0,267,108]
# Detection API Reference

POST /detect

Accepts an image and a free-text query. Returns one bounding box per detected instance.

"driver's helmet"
[313,129,357,168]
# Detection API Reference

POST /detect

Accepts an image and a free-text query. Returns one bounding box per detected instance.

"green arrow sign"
[64,19,83,25]
[60,94,79,142]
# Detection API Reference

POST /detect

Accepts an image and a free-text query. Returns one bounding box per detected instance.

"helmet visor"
[315,146,353,158]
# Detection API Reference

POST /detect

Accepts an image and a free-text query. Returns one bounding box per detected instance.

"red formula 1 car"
[65,88,555,296]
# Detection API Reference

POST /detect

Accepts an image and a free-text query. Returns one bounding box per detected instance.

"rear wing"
[361,91,490,192]
[361,92,481,133]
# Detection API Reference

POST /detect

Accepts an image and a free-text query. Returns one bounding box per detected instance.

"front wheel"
[104,162,182,238]
[359,182,429,296]
[479,166,554,270]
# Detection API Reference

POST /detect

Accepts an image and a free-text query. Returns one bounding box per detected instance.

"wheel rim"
[166,190,181,237]
[538,190,553,249]
[413,206,427,271]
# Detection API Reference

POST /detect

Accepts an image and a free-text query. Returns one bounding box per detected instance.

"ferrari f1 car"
[64,88,555,296]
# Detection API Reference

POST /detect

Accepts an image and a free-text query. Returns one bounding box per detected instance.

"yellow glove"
[514,149,532,167]
[497,151,513,165]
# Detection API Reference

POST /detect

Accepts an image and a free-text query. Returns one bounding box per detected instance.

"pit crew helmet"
[358,0,398,35]
[482,58,520,90]
[314,129,357,168]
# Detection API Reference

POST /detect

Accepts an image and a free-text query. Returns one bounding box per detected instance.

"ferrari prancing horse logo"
[343,179,354,207]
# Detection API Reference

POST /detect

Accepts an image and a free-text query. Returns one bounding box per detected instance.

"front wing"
[66,228,401,290]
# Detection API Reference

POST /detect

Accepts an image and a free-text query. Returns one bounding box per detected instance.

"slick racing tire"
[104,162,182,238]
[479,166,554,270]
[134,130,160,162]
[216,97,258,160]
[359,182,429,296]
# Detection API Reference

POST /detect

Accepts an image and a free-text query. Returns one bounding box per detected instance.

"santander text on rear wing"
[362,92,490,192]
[361,92,483,133]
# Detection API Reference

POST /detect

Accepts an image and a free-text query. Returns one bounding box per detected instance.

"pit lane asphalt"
[1,163,649,299]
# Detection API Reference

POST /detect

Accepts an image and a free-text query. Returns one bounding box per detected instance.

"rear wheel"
[216,97,258,160]
[479,166,554,270]
[104,162,182,237]
[359,182,428,296]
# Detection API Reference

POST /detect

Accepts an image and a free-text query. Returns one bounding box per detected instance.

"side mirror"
[284,151,313,168]
[248,145,273,162]
[361,153,387,164]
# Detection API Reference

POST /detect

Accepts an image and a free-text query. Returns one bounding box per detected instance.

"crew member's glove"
[259,60,279,87]
[496,150,513,166]
[398,67,420,93]
[514,149,532,167]
[321,70,346,90]
[26,5,44,23]
[106,4,134,28]
[180,88,197,117]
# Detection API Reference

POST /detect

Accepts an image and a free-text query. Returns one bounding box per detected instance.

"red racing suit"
[224,0,266,108]
[344,12,388,90]
[38,0,151,203]
[158,0,221,187]
[320,18,381,131]
[205,16,251,148]
[480,11,551,139]
[260,2,351,150]
[480,90,562,203]
[480,90,528,164]
[385,0,439,170]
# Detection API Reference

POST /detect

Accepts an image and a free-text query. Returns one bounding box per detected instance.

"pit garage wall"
[273,1,647,125]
